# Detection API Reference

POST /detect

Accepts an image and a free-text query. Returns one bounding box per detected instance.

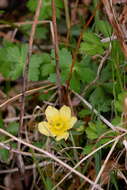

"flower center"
[54,121,63,129]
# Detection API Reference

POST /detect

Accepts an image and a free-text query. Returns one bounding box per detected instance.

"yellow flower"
[38,105,77,141]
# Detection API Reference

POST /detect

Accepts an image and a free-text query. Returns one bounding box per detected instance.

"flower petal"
[69,117,77,129]
[56,132,69,141]
[38,121,52,136]
[45,106,59,122]
[60,105,71,120]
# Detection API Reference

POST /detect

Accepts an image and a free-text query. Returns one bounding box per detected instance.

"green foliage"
[114,91,127,113]
[72,120,85,135]
[80,31,105,55]
[70,72,80,92]
[0,149,9,163]
[82,144,94,155]
[85,121,108,140]
[89,86,112,112]
[27,0,63,19]
[78,109,91,119]
[0,42,28,79]
[28,54,43,81]
[96,20,112,37]
[6,122,19,136]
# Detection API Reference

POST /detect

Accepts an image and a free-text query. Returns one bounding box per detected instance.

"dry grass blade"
[51,132,127,190]
[101,0,127,57]
[91,137,120,189]
[0,128,102,190]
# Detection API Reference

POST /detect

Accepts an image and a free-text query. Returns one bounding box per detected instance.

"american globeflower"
[38,105,77,141]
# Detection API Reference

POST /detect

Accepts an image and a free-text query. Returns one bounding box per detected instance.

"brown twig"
[18,0,42,179]
[0,84,55,109]
[91,137,120,190]
[51,131,127,190]
[0,128,102,189]
[52,0,62,106]
[19,0,42,134]
[101,0,127,58]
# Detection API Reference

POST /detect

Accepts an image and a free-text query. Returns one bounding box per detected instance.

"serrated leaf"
[80,32,104,56]
[6,46,20,62]
[83,32,102,45]
[41,63,55,77]
[9,44,28,80]
[48,73,56,83]
[96,20,112,37]
[80,42,104,56]
[28,54,43,81]
[27,0,62,19]
[59,48,72,67]
[85,121,108,140]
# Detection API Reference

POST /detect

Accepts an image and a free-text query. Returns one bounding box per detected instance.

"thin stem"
[52,0,62,106]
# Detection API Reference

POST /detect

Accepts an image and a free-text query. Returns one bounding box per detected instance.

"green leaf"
[9,44,28,80]
[48,73,56,83]
[45,177,53,190]
[35,26,48,39]
[70,72,80,92]
[85,121,108,140]
[83,32,102,45]
[27,0,63,19]
[96,20,112,37]
[7,122,19,136]
[77,67,95,83]
[0,149,9,162]
[80,42,104,56]
[83,144,94,155]
[41,63,55,77]
[89,86,111,112]
[28,54,43,81]
[114,92,127,113]
[78,109,91,118]
[111,116,121,126]
[6,46,20,62]
[80,32,104,56]
[100,63,112,82]
[59,48,72,67]
[71,120,84,135]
